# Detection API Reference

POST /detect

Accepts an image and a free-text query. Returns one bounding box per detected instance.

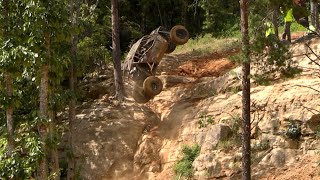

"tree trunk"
[240,0,251,180]
[5,73,14,153]
[67,57,76,180]
[182,0,187,27]
[43,29,60,179]
[272,5,279,38]
[67,0,79,179]
[3,0,14,156]
[111,0,124,101]
[37,64,49,180]
[310,0,319,31]
[67,38,77,180]
[49,111,60,180]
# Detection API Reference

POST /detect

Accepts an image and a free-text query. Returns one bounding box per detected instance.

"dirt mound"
[168,51,236,78]
[176,58,234,78]
[170,31,305,79]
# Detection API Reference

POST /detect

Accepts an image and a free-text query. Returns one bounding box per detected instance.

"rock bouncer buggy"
[123,25,189,103]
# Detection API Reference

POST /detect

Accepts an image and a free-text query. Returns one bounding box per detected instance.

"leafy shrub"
[286,121,301,139]
[217,115,241,152]
[251,139,270,153]
[198,112,214,128]
[174,144,200,179]
[230,115,241,134]
[217,138,240,152]
[0,122,43,179]
[252,74,271,86]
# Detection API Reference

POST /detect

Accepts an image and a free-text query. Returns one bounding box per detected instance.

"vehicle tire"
[166,42,176,53]
[170,25,189,45]
[143,76,163,97]
[132,84,151,103]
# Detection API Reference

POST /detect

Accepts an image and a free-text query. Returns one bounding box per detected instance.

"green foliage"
[217,115,241,152]
[278,22,306,32]
[251,139,271,165]
[252,74,272,86]
[199,0,240,36]
[251,139,270,153]
[174,144,200,179]
[0,1,70,179]
[280,66,303,78]
[286,121,301,139]
[198,112,214,128]
[230,114,241,133]
[77,36,112,73]
[217,138,241,152]
[0,122,43,179]
[246,0,302,83]
[174,34,240,56]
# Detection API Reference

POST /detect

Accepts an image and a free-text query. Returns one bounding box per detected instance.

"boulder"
[197,124,232,153]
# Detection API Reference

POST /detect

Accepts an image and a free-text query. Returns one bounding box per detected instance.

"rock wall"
[71,37,320,179]
[71,98,160,179]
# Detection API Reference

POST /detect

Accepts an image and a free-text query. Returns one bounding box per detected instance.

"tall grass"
[174,34,240,56]
[174,21,305,57]
[278,21,307,32]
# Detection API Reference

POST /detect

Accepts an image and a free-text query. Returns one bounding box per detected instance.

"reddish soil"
[171,51,238,78]
[170,31,306,79]
[176,58,235,78]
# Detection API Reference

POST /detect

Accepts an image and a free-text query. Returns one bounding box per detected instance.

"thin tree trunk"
[272,5,279,38]
[44,28,60,179]
[3,0,14,156]
[49,111,60,180]
[182,1,187,27]
[67,57,76,180]
[67,39,77,180]
[311,0,319,31]
[37,64,49,180]
[67,0,79,179]
[111,0,124,101]
[240,0,251,180]
[5,73,14,153]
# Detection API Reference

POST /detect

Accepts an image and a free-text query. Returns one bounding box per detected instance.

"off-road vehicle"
[123,25,189,103]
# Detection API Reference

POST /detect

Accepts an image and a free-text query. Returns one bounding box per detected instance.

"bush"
[174,144,200,179]
[198,112,214,128]
[217,115,241,152]
[0,122,43,179]
[252,139,270,153]
[286,121,301,139]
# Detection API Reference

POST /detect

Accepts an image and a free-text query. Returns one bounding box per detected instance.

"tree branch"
[295,84,320,94]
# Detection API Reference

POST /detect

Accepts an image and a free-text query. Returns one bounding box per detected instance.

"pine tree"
[240,0,251,179]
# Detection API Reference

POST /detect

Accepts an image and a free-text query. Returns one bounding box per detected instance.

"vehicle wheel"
[166,42,176,53]
[143,76,163,97]
[170,25,189,45]
[132,84,151,103]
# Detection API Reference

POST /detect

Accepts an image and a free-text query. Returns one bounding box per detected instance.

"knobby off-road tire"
[132,84,151,103]
[170,25,189,45]
[143,76,163,97]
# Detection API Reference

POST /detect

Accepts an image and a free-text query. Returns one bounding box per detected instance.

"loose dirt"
[169,50,238,78]
[258,156,320,180]
[170,31,306,79]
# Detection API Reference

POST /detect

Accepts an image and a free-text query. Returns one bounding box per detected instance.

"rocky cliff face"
[71,36,320,179]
